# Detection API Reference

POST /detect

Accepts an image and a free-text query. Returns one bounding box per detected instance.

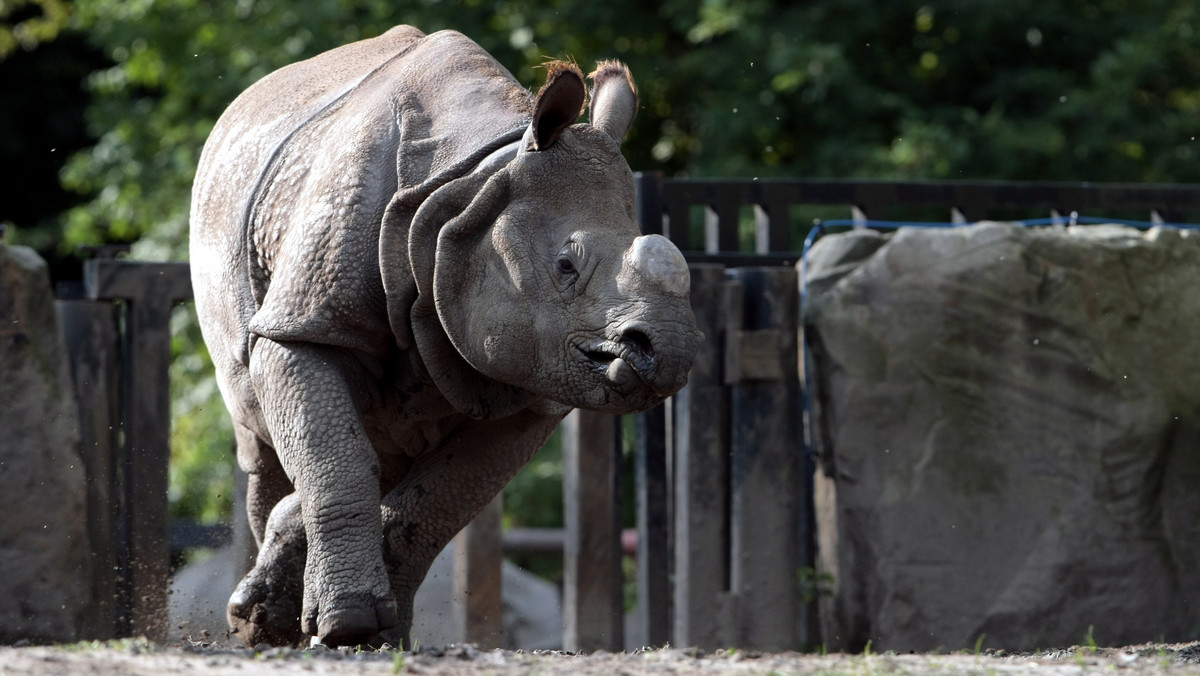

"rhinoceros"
[189,25,701,647]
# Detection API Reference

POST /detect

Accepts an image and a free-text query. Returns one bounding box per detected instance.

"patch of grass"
[973,633,986,655]
[62,638,155,653]
[1083,625,1097,653]
[799,567,836,604]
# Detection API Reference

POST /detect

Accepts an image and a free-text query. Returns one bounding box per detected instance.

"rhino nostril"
[622,328,654,357]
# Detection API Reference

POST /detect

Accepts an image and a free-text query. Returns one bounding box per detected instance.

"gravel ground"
[1,640,1199,675]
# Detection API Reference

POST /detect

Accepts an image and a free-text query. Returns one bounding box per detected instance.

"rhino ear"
[589,61,638,143]
[529,61,586,151]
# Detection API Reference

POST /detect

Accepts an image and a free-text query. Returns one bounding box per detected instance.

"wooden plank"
[704,199,741,254]
[501,527,565,556]
[453,494,503,649]
[498,527,641,557]
[751,193,793,254]
[672,264,732,650]
[634,172,666,236]
[728,330,785,382]
[759,186,798,252]
[118,296,173,642]
[727,267,802,651]
[722,280,745,385]
[683,252,799,268]
[635,404,670,647]
[85,259,194,642]
[56,298,122,640]
[753,204,771,254]
[666,202,694,252]
[562,409,623,652]
[85,260,192,303]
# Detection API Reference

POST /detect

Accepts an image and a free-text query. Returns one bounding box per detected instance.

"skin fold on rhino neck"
[472,140,521,176]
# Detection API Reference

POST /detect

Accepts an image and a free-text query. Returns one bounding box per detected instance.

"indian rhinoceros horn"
[621,234,691,299]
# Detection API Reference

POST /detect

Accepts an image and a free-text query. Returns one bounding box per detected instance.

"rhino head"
[391,62,701,417]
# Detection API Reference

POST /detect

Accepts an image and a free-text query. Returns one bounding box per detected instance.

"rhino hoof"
[309,595,401,648]
[227,574,306,647]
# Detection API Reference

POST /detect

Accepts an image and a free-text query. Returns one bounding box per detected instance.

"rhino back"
[191,26,533,363]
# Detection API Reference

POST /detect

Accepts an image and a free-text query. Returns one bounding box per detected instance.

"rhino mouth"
[575,340,657,394]
[576,340,626,370]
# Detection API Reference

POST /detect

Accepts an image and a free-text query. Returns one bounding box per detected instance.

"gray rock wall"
[0,245,90,643]
[804,222,1200,652]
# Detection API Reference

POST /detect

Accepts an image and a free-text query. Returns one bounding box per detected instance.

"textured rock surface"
[804,222,1200,652]
[0,245,90,642]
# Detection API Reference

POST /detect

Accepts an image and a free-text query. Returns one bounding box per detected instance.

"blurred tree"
[12,0,1200,254]
[4,0,1200,525]
[0,0,70,56]
[0,1,96,279]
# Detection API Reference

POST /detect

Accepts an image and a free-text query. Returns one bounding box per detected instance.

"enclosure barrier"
[56,174,1200,648]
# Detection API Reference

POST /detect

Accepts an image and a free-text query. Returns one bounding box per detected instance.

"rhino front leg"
[249,338,398,646]
[377,408,564,647]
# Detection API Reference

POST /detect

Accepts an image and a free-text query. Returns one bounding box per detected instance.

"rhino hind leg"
[227,493,307,647]
[234,424,293,546]
[377,409,565,646]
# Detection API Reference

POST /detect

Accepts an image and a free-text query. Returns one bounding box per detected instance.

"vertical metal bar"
[635,403,670,647]
[672,264,732,650]
[562,409,623,652]
[453,494,504,648]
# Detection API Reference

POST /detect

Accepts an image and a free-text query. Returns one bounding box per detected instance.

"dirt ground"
[1,640,1199,676]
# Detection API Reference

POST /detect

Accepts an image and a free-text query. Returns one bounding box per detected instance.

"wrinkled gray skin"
[190,25,701,648]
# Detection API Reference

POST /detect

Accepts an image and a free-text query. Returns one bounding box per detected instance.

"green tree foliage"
[6,0,1200,524]
[0,0,70,56]
[40,0,1200,256]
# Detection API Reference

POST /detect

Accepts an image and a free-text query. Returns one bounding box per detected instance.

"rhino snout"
[608,321,690,397]
[577,235,701,410]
